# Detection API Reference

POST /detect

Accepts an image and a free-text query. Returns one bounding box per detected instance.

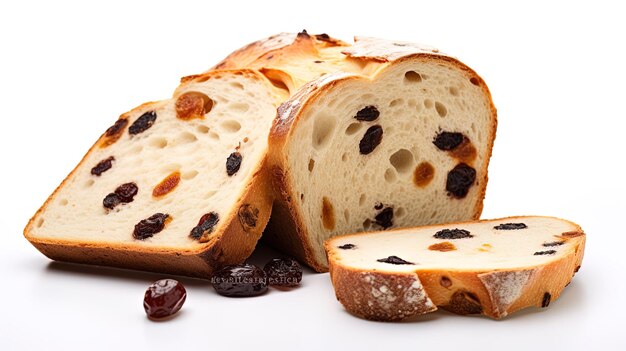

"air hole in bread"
[396,207,406,218]
[384,168,397,183]
[404,71,422,83]
[389,149,414,174]
[204,190,217,199]
[196,125,210,134]
[230,103,250,113]
[362,218,372,230]
[389,98,403,107]
[435,102,447,117]
[343,209,350,222]
[407,99,417,108]
[221,120,242,133]
[208,131,220,140]
[424,99,434,109]
[181,170,198,180]
[321,197,335,231]
[149,137,168,149]
[36,218,44,228]
[470,77,480,86]
[449,87,460,96]
[230,82,245,90]
[341,153,348,162]
[59,199,68,206]
[84,179,95,188]
[345,122,362,136]
[175,132,198,145]
[308,158,315,172]
[312,113,336,150]
[430,210,438,219]
[359,193,367,206]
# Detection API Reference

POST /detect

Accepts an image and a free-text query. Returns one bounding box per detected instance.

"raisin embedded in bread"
[24,69,285,278]
[325,216,586,321]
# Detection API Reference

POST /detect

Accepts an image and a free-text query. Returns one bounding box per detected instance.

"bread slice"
[24,69,286,278]
[325,216,586,321]
[231,34,497,271]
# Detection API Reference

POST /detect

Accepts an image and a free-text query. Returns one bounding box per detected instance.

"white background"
[1,0,625,349]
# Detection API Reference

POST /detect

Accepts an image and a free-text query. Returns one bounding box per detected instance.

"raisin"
[428,242,457,252]
[440,276,452,288]
[143,279,186,320]
[321,197,335,231]
[541,292,551,308]
[434,228,473,239]
[493,223,528,230]
[575,265,581,272]
[238,204,259,232]
[376,255,414,265]
[103,193,122,210]
[374,207,393,229]
[446,163,476,198]
[413,161,435,187]
[338,244,356,250]
[316,33,331,41]
[189,212,219,242]
[263,258,302,287]
[359,125,383,155]
[534,250,557,256]
[129,111,157,135]
[543,241,565,247]
[226,152,242,176]
[560,231,584,238]
[133,213,169,240]
[175,91,213,120]
[115,182,138,202]
[152,172,180,198]
[105,118,128,137]
[91,156,115,176]
[433,131,464,150]
[211,264,268,297]
[354,106,380,121]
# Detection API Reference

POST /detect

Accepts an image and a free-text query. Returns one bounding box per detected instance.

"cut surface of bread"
[326,216,586,320]
[24,69,285,277]
[226,34,496,272]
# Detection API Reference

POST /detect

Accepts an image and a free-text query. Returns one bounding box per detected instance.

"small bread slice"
[255,36,497,271]
[325,216,586,321]
[24,69,285,277]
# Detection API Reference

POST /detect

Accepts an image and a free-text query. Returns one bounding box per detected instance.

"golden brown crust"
[326,216,586,320]
[24,70,278,278]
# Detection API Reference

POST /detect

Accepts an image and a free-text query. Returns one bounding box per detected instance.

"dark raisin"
[189,212,220,242]
[377,255,414,265]
[91,156,115,176]
[212,264,268,297]
[143,279,186,320]
[446,163,476,198]
[103,193,122,210]
[534,250,557,256]
[105,118,128,137]
[129,111,157,135]
[494,223,528,230]
[115,182,138,202]
[133,213,169,240]
[354,106,380,121]
[434,228,473,239]
[313,60,324,63]
[338,244,356,250]
[226,152,242,176]
[575,265,581,273]
[238,204,259,232]
[316,33,331,41]
[263,258,302,287]
[374,203,384,210]
[359,125,383,155]
[543,241,565,247]
[541,292,551,308]
[433,131,464,150]
[374,207,394,229]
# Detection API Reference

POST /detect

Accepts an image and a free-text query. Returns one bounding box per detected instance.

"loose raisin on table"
[91,156,115,176]
[129,111,157,135]
[115,182,138,202]
[446,163,476,198]
[338,244,356,250]
[133,213,170,240]
[143,279,186,320]
[189,212,219,242]
[377,255,414,265]
[263,258,302,287]
[493,223,527,230]
[534,250,557,256]
[359,125,383,155]
[212,264,268,297]
[354,106,380,121]
[433,228,473,239]
[374,207,393,229]
[103,193,122,210]
[433,131,464,151]
[226,152,242,176]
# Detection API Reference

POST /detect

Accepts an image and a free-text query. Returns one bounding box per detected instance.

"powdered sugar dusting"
[342,37,444,62]
[478,269,535,317]
[360,272,435,318]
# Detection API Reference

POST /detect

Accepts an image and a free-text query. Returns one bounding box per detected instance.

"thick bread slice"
[246,35,497,271]
[325,216,586,321]
[24,69,285,278]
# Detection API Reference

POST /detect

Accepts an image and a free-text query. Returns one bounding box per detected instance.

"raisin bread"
[24,69,286,277]
[219,33,497,271]
[325,216,586,321]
